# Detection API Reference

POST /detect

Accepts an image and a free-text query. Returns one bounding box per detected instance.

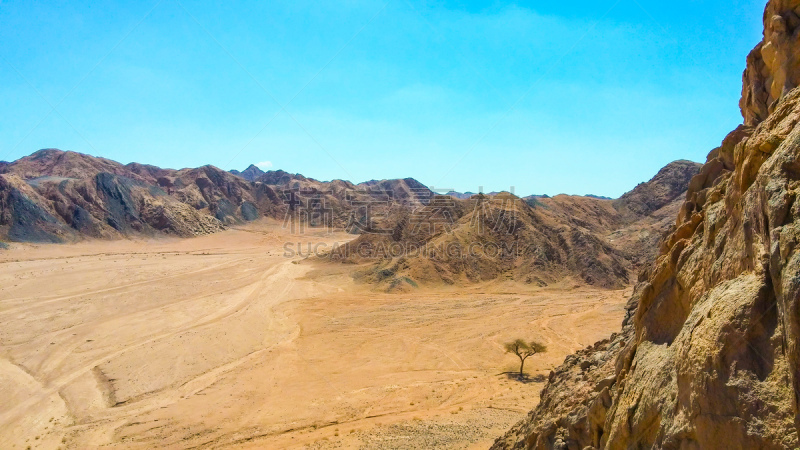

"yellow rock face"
[742,1,800,126]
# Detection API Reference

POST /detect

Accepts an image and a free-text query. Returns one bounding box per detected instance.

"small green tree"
[505,339,547,379]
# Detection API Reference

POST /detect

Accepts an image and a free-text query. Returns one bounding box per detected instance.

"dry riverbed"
[0,220,628,449]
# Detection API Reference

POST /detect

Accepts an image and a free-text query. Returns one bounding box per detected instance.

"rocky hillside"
[613,160,703,219]
[0,150,228,241]
[334,161,700,290]
[345,193,631,289]
[0,149,431,243]
[492,2,800,448]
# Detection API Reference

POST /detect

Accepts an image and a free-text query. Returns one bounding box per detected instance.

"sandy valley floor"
[0,220,629,449]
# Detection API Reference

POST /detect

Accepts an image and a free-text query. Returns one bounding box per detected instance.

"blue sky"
[0,0,766,197]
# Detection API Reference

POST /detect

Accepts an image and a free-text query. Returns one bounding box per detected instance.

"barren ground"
[0,220,628,449]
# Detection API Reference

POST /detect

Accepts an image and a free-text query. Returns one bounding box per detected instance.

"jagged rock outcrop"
[493,2,800,448]
[0,174,71,243]
[741,0,800,126]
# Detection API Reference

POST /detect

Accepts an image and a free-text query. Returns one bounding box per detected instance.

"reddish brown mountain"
[0,148,699,296]
[0,149,432,242]
[333,160,700,290]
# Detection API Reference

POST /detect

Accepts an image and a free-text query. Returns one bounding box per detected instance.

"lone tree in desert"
[505,339,547,379]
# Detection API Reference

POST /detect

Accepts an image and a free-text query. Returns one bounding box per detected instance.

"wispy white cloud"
[255,160,273,169]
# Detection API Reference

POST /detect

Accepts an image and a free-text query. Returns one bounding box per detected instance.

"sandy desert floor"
[0,220,629,449]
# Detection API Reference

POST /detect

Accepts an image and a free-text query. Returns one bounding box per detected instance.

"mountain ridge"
[0,149,436,242]
[0,149,699,291]
[333,160,700,290]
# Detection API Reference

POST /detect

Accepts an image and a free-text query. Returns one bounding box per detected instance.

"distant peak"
[31,148,66,158]
[229,164,268,181]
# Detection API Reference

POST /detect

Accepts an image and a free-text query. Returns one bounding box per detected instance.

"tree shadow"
[498,372,547,384]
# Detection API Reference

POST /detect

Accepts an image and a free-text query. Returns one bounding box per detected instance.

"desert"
[4,1,800,449]
[0,220,628,449]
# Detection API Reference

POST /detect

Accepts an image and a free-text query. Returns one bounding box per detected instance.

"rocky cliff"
[741,0,800,126]
[493,2,800,448]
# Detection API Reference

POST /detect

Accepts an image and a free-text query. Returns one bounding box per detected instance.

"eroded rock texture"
[741,0,800,126]
[494,2,800,448]
[0,149,434,242]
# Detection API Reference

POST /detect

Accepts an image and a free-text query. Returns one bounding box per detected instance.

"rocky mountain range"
[0,149,432,242]
[492,1,800,448]
[0,150,699,290]
[333,160,700,290]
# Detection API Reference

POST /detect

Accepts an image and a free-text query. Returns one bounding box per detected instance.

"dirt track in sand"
[0,220,628,449]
